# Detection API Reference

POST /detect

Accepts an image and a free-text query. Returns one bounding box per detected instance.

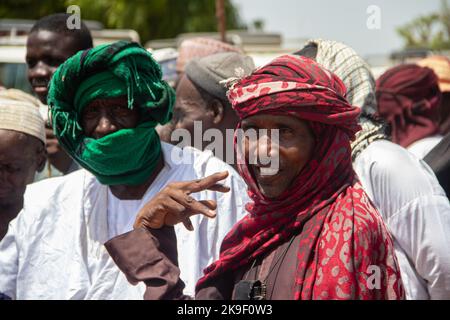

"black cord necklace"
[234,235,296,300]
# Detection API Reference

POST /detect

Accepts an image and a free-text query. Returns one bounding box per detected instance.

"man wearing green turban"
[0,41,248,299]
[49,40,173,186]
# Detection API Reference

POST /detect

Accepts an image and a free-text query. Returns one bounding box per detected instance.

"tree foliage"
[397,0,450,50]
[0,0,246,43]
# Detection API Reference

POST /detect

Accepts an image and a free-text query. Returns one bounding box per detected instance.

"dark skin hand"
[134,171,230,231]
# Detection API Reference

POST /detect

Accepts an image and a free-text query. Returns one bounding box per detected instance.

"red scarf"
[196,55,404,299]
[376,64,441,147]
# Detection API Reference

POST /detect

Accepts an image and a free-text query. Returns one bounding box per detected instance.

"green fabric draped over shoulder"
[47,41,175,185]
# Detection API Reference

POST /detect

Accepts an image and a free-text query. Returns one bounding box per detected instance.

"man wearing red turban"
[106,55,404,300]
[376,64,443,158]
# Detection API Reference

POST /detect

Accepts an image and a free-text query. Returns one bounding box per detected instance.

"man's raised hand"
[134,171,230,231]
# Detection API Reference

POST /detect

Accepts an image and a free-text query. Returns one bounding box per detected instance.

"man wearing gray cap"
[169,52,255,167]
[0,89,46,240]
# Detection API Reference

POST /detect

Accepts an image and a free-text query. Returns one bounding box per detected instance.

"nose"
[174,121,183,130]
[94,114,117,139]
[30,61,51,78]
[253,130,279,166]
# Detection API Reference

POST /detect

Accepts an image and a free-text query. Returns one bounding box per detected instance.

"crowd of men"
[0,13,449,300]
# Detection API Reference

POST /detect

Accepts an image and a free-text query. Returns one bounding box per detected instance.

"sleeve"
[389,196,450,300]
[354,144,450,299]
[104,226,191,300]
[177,158,248,296]
[195,273,236,300]
[0,220,20,300]
[205,168,248,263]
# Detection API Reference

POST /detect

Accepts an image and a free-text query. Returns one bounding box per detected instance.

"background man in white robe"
[0,41,248,299]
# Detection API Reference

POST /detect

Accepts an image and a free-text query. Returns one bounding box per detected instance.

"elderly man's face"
[26,30,81,104]
[240,114,316,199]
[172,75,216,139]
[0,129,45,207]
[81,96,140,139]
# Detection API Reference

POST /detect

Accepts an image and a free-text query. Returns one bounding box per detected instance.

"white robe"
[354,140,450,300]
[0,142,249,299]
[406,135,443,160]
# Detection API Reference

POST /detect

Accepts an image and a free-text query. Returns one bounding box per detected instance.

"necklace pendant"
[234,280,267,300]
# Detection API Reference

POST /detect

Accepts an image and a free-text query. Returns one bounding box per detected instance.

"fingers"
[134,197,184,230]
[207,184,230,193]
[182,218,194,231]
[171,200,216,232]
[171,191,217,218]
[198,199,217,211]
[187,171,229,193]
[163,196,217,230]
[135,172,228,232]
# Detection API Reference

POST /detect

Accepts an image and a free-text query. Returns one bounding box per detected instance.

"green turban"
[47,41,175,185]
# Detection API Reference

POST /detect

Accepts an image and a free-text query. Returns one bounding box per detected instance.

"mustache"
[30,78,49,87]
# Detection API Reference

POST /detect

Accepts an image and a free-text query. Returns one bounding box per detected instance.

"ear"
[36,143,47,172]
[209,99,225,125]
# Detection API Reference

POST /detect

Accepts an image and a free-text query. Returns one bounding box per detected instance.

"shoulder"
[17,169,90,229]
[407,135,443,159]
[330,182,385,233]
[24,169,88,205]
[354,140,446,198]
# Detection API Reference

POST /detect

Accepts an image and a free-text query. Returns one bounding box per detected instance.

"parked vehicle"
[0,18,139,92]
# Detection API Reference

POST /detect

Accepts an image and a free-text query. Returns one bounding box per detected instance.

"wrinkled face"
[81,96,140,139]
[0,129,45,206]
[26,30,81,104]
[240,114,316,199]
[172,75,215,138]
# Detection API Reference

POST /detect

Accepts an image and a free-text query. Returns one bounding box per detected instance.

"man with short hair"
[26,13,93,177]
[0,41,247,299]
[170,52,254,168]
[0,89,46,240]
[157,38,243,142]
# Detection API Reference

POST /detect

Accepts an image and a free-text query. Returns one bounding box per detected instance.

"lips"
[33,86,48,94]
[31,79,49,94]
[252,166,283,185]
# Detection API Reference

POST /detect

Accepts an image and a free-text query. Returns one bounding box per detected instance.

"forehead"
[175,75,203,102]
[84,96,129,110]
[242,113,309,128]
[26,30,80,59]
[0,129,36,160]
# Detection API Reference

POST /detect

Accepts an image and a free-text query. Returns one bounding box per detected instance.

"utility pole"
[216,0,226,42]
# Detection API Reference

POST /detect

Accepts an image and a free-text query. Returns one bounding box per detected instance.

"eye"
[6,165,21,173]
[82,109,99,120]
[26,58,36,68]
[172,108,186,124]
[112,105,134,116]
[241,123,257,132]
[279,126,294,135]
[46,57,64,67]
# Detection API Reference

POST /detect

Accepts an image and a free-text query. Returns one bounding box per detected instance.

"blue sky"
[232,0,442,55]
